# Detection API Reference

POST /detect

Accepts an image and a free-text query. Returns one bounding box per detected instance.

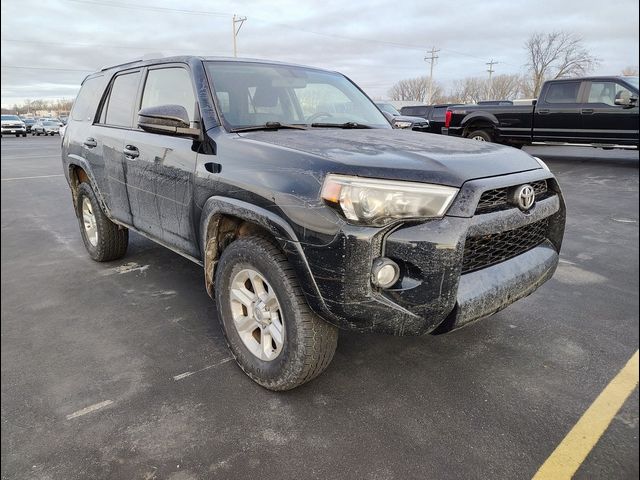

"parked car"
[33,120,60,136]
[375,102,430,131]
[22,118,36,133]
[400,103,464,134]
[62,56,566,390]
[445,76,639,148]
[1,115,27,137]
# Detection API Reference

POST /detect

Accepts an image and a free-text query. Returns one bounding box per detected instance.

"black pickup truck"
[444,76,639,148]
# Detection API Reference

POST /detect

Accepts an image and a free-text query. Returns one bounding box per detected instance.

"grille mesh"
[476,180,548,214]
[462,219,549,274]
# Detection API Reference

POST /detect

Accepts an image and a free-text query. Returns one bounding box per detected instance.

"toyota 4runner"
[62,56,566,390]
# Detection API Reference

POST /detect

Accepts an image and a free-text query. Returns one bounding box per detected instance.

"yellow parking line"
[533,350,639,480]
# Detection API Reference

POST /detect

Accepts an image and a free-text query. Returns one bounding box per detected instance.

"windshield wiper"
[310,122,372,129]
[230,121,308,133]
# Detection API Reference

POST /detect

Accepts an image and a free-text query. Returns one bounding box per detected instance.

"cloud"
[1,0,638,106]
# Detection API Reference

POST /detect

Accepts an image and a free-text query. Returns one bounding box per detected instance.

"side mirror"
[614,91,637,107]
[138,104,200,137]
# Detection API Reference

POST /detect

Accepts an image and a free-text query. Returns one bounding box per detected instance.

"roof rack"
[100,53,164,72]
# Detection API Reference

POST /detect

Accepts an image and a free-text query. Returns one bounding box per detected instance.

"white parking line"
[0,155,60,159]
[66,400,114,420]
[173,358,233,381]
[1,174,64,181]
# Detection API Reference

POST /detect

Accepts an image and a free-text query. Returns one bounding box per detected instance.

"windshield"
[623,76,639,90]
[43,121,58,126]
[206,61,390,129]
[376,103,400,115]
[1,115,20,121]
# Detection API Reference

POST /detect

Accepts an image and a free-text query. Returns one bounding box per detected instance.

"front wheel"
[467,129,493,142]
[75,182,128,261]
[215,236,338,391]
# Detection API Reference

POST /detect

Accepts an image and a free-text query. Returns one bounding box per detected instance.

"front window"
[377,103,400,115]
[586,81,633,106]
[2,115,21,121]
[623,76,638,89]
[205,61,389,129]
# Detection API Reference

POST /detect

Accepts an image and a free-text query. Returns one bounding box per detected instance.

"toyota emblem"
[515,184,535,211]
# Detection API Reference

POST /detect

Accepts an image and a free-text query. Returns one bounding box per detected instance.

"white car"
[1,115,27,137]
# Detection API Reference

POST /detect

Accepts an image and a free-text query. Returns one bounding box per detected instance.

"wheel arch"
[461,112,499,137]
[199,197,327,313]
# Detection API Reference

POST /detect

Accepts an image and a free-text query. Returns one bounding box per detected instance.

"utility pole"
[232,14,247,57]
[424,46,440,104]
[486,59,498,99]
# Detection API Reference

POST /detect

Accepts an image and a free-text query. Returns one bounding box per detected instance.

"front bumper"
[1,127,26,134]
[302,169,565,335]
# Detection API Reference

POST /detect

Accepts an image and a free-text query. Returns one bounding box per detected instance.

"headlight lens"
[321,174,459,226]
[393,121,413,129]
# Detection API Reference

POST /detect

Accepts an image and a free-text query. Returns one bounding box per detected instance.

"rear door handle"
[537,109,550,115]
[83,137,97,148]
[581,108,594,114]
[123,145,139,159]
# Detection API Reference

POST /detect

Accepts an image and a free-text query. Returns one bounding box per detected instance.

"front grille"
[462,218,549,274]
[476,180,549,214]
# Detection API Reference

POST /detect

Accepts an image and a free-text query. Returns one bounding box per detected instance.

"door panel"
[533,81,584,142]
[122,130,199,256]
[580,81,639,144]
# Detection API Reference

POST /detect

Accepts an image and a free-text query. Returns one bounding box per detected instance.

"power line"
[1,65,94,72]
[55,0,515,66]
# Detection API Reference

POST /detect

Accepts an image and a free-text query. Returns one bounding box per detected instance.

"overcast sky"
[1,0,638,107]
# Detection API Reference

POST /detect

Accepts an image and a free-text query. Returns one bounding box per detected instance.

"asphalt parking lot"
[1,135,638,480]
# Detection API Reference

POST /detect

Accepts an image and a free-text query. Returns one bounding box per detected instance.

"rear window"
[102,71,141,127]
[543,82,581,104]
[71,76,106,122]
[401,106,427,116]
[432,107,448,120]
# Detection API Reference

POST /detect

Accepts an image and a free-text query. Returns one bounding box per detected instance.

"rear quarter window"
[71,76,106,122]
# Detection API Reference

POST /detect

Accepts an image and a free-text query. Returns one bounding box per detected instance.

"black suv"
[62,56,566,390]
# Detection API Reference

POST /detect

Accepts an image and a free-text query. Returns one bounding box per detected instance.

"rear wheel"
[215,236,338,391]
[75,182,128,262]
[467,129,493,142]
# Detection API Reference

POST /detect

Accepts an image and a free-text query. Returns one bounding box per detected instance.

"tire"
[467,129,493,142]
[22,133,26,137]
[215,236,338,391]
[75,182,128,262]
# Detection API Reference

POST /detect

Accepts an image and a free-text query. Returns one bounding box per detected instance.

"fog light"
[371,258,400,288]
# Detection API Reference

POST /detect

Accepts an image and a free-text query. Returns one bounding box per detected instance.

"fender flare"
[65,154,112,218]
[461,111,499,132]
[198,196,328,315]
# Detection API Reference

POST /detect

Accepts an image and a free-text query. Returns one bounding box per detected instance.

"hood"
[237,128,541,187]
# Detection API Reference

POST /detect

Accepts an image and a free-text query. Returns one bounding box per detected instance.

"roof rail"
[100,53,165,71]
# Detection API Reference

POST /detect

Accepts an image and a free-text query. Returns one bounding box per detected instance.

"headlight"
[321,174,459,226]
[393,121,413,129]
[533,156,550,171]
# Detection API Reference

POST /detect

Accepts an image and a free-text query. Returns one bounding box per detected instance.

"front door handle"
[204,161,221,174]
[83,137,97,148]
[581,108,594,114]
[537,109,550,115]
[123,145,139,159]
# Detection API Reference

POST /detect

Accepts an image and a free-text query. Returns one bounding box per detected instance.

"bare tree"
[621,66,639,76]
[488,74,523,100]
[449,77,487,104]
[524,31,599,97]
[388,76,444,103]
